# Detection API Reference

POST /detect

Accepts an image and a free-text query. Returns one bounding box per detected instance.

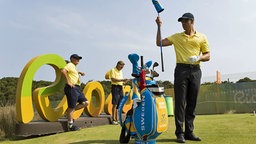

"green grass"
[1,114,256,144]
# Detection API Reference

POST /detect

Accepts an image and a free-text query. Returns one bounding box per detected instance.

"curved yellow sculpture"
[16,54,133,124]
[16,54,66,123]
[104,85,132,115]
[82,81,105,117]
[104,94,112,115]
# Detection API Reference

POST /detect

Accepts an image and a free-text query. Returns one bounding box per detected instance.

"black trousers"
[174,63,201,136]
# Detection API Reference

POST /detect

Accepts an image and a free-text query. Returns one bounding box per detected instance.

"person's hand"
[79,72,85,76]
[189,56,200,63]
[155,16,162,27]
[68,82,74,88]
[123,79,129,84]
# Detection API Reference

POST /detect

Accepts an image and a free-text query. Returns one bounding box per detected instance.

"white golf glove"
[189,56,200,63]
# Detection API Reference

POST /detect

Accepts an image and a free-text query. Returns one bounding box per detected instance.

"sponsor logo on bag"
[141,94,145,131]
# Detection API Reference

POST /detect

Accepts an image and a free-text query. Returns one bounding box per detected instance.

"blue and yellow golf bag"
[119,53,168,144]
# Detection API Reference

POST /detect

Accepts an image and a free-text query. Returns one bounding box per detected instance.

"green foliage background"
[0,77,174,106]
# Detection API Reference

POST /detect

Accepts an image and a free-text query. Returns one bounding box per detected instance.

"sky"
[1,0,256,83]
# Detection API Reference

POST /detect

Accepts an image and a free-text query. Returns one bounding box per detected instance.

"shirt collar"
[182,31,199,37]
[114,67,121,71]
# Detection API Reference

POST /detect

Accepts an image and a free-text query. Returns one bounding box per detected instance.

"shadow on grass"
[157,138,177,142]
[69,138,177,144]
[69,140,118,144]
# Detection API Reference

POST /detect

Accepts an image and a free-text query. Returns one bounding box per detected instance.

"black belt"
[112,84,122,87]
[66,84,80,87]
[176,63,200,68]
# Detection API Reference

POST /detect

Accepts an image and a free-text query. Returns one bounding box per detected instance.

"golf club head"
[128,53,140,77]
[153,62,159,70]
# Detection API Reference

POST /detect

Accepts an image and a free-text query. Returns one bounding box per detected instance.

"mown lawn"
[1,114,256,144]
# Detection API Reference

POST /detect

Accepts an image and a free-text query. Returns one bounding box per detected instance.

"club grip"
[161,50,164,72]
[140,56,144,68]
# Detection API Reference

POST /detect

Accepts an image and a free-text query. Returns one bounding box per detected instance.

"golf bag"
[119,53,168,144]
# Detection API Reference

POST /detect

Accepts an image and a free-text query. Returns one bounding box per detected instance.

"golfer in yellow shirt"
[62,54,89,131]
[110,61,128,125]
[156,13,210,143]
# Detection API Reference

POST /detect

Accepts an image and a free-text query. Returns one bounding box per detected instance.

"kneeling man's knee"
[82,101,89,107]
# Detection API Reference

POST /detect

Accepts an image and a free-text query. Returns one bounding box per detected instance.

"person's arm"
[111,78,127,83]
[79,71,85,76]
[61,68,74,87]
[199,34,210,62]
[155,16,172,47]
[199,52,210,62]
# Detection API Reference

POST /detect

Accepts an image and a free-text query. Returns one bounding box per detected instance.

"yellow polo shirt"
[110,67,123,86]
[167,31,210,64]
[63,62,81,85]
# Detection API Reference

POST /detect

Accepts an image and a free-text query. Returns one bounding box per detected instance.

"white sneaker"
[112,120,118,125]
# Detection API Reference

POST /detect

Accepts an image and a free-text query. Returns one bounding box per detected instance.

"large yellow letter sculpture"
[16,54,133,124]
[83,81,105,117]
[104,86,133,115]
[16,54,66,123]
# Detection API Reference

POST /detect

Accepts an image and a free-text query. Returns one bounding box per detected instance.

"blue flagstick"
[158,13,164,72]
[152,0,164,72]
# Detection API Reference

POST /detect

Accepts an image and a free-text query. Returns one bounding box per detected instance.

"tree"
[236,77,256,83]
[155,80,174,89]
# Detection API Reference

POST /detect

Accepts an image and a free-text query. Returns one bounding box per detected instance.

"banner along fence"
[165,82,256,115]
[197,82,256,114]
